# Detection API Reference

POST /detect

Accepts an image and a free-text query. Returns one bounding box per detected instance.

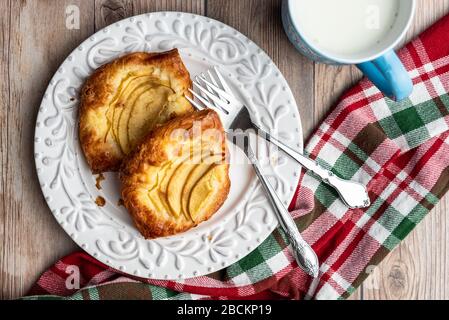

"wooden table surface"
[1,0,449,300]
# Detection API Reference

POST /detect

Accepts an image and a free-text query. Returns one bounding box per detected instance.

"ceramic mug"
[281,0,416,101]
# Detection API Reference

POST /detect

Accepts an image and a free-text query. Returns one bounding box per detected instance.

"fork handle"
[245,143,319,278]
[253,126,370,209]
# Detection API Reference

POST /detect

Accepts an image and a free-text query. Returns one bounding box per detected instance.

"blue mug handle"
[357,50,413,101]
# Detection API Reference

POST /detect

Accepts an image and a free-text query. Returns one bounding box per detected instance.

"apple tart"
[120,110,230,239]
[79,49,194,173]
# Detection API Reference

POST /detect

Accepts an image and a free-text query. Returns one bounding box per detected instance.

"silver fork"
[188,67,371,210]
[186,68,320,277]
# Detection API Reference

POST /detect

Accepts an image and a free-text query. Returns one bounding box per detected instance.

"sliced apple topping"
[144,153,226,221]
[181,154,224,220]
[188,165,224,221]
[167,161,198,221]
[106,75,176,154]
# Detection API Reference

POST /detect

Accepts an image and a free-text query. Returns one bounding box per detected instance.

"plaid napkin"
[26,14,449,300]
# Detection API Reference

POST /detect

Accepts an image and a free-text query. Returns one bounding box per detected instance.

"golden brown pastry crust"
[79,49,194,173]
[120,110,230,239]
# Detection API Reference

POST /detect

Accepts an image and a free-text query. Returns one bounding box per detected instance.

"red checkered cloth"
[25,14,449,300]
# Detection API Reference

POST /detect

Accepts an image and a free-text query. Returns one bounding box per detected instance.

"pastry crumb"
[117,198,124,207]
[95,196,106,207]
[95,173,105,190]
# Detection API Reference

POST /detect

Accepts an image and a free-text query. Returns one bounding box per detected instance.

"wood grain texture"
[0,0,95,299]
[94,0,134,30]
[0,0,12,300]
[132,0,205,16]
[0,0,448,300]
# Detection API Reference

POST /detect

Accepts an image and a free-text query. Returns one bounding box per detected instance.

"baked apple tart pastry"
[79,49,230,238]
[120,110,230,238]
[79,49,193,173]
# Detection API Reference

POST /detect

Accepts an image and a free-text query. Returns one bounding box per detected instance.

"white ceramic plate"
[34,12,303,280]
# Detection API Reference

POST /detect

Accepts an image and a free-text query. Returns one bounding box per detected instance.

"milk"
[291,0,400,57]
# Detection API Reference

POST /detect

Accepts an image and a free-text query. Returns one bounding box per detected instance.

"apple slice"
[188,165,224,221]
[148,168,173,216]
[157,159,186,218]
[117,83,154,154]
[181,154,223,220]
[166,161,197,220]
[111,76,146,146]
[127,84,173,150]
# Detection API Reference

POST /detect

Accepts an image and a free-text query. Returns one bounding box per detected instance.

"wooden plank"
[0,0,12,300]
[207,0,315,138]
[132,0,205,15]
[94,0,205,32]
[362,0,449,300]
[94,0,134,30]
[313,65,362,129]
[0,0,95,299]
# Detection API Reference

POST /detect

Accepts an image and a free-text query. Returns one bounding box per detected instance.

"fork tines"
[186,66,237,114]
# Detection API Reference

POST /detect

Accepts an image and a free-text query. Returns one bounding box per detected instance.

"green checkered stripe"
[25,282,183,300]
[377,94,449,149]
[224,230,289,285]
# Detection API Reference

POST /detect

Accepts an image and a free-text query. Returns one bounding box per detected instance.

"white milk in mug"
[282,0,416,101]
[294,0,400,58]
